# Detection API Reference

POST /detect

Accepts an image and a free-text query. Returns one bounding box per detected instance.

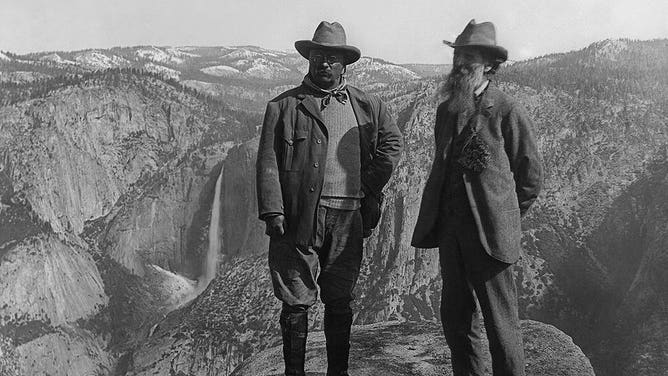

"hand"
[264,215,286,237]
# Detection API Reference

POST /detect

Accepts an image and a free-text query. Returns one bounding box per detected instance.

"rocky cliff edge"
[231,320,595,376]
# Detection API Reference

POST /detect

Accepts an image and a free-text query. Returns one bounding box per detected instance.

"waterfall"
[157,163,225,311]
[199,164,224,289]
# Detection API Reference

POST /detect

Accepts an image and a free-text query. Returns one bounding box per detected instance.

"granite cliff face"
[583,161,668,376]
[0,70,255,374]
[0,235,106,327]
[220,138,268,259]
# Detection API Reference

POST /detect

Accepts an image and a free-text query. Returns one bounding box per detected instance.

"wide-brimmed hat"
[295,21,361,65]
[443,19,508,63]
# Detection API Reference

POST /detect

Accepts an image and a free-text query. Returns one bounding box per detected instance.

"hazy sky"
[1,0,667,64]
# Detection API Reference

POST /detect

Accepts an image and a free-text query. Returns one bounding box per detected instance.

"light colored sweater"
[319,96,363,210]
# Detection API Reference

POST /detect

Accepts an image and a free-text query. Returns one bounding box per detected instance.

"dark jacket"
[411,83,543,263]
[256,84,403,246]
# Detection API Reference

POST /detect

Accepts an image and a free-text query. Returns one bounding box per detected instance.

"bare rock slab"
[231,320,595,376]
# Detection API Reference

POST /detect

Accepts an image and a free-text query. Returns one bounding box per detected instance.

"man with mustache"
[412,20,543,375]
[256,21,403,376]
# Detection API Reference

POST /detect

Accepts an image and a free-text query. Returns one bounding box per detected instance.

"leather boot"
[324,307,353,376]
[280,309,308,376]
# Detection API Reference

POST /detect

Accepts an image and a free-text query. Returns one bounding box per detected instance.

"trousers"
[268,205,363,311]
[438,207,525,376]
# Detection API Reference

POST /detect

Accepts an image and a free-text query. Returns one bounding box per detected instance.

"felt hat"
[443,19,508,63]
[295,21,361,65]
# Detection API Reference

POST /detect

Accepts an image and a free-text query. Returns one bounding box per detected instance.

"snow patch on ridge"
[40,53,76,65]
[143,62,181,80]
[136,46,185,65]
[75,51,129,69]
[221,49,262,60]
[166,47,200,58]
[245,58,291,79]
[355,57,421,80]
[201,65,241,77]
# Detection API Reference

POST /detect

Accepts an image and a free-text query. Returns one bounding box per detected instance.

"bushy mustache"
[436,64,480,115]
[451,64,474,76]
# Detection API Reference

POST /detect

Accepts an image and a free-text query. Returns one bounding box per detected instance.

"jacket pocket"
[282,130,308,171]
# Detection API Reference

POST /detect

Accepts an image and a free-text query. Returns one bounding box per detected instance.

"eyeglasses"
[308,54,342,65]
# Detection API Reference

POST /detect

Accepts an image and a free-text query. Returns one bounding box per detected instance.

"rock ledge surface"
[231,319,595,376]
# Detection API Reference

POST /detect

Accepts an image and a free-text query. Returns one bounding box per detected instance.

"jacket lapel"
[473,88,495,136]
[297,93,324,126]
[479,88,495,118]
[348,87,373,127]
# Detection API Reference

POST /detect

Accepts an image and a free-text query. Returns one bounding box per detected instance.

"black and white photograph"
[0,1,666,375]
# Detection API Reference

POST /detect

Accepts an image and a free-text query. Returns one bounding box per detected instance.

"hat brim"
[295,40,361,65]
[443,40,508,63]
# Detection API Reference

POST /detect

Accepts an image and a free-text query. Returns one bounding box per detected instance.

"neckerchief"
[302,74,348,108]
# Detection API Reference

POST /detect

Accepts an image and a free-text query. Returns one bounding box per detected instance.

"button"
[287,140,294,145]
[297,94,305,100]
[316,139,322,144]
[313,162,319,168]
[309,186,315,192]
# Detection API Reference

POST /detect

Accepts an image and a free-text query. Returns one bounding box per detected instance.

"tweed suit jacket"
[256,84,403,246]
[411,83,543,263]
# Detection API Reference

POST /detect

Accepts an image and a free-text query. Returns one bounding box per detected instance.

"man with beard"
[412,20,543,376]
[256,21,403,376]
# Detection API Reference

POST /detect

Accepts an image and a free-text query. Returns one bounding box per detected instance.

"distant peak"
[135,46,193,64]
[74,51,129,69]
[590,39,629,61]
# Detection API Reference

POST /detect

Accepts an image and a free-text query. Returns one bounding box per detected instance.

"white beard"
[438,65,485,116]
